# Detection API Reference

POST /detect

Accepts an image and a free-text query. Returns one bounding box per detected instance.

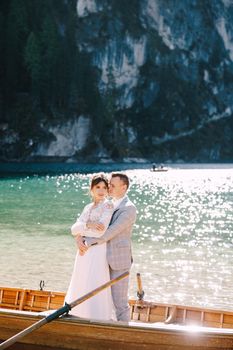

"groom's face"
[109,176,127,199]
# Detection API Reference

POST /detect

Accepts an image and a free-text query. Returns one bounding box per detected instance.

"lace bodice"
[71,199,114,238]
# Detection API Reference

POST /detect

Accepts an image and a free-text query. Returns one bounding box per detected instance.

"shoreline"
[0,161,233,177]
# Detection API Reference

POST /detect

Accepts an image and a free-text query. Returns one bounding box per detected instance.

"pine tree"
[24,32,41,98]
[0,11,4,119]
[39,14,61,111]
[5,0,29,106]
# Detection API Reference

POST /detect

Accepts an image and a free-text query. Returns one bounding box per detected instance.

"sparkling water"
[0,164,233,311]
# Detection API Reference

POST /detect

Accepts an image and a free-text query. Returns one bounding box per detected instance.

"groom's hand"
[84,236,100,247]
[75,235,88,255]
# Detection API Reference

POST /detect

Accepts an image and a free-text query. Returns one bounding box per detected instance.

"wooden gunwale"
[1,286,233,349]
[1,286,233,329]
[0,308,233,350]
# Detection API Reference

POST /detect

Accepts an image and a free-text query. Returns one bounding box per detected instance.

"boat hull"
[0,309,233,350]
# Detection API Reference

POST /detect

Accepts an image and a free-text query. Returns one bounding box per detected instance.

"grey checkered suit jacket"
[85,196,137,270]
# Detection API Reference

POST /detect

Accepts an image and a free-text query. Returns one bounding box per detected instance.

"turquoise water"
[0,164,233,311]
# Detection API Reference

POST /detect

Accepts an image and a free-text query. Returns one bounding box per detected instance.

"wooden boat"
[150,165,169,172]
[1,286,233,349]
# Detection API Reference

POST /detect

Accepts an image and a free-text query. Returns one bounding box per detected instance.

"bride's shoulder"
[82,202,92,211]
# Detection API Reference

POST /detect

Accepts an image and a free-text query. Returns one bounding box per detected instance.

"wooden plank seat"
[129,300,233,328]
[0,287,25,310]
[23,290,65,312]
[0,287,64,312]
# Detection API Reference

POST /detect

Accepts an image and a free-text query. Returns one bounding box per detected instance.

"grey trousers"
[110,267,130,322]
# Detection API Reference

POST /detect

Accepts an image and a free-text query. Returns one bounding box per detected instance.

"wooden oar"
[0,271,129,350]
[136,272,144,300]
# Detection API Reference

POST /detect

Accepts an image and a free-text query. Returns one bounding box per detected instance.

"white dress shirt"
[112,195,127,210]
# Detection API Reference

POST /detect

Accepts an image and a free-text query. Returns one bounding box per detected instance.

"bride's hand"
[86,221,105,231]
[75,235,88,255]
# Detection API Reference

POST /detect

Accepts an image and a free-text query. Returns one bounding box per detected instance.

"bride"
[65,174,115,320]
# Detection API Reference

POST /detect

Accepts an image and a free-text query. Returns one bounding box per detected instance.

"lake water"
[0,163,233,311]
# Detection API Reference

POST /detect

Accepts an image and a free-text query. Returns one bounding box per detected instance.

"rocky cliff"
[1,0,233,162]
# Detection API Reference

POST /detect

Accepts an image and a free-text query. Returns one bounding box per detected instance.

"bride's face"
[91,181,108,202]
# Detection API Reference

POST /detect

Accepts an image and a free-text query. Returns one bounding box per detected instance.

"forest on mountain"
[1,0,233,162]
[0,0,102,159]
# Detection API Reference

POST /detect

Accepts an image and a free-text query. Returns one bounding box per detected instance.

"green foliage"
[1,0,102,122]
[4,0,29,107]
[0,10,4,110]
[24,32,41,95]
[39,15,61,108]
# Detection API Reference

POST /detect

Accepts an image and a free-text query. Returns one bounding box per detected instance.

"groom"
[76,173,137,321]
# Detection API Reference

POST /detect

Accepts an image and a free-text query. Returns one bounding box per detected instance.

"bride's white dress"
[65,200,115,320]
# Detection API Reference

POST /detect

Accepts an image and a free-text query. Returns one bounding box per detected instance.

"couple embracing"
[65,173,137,322]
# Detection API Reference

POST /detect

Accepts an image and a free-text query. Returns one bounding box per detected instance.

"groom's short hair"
[111,173,129,189]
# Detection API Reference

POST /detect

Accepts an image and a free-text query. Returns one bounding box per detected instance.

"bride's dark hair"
[90,174,109,190]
